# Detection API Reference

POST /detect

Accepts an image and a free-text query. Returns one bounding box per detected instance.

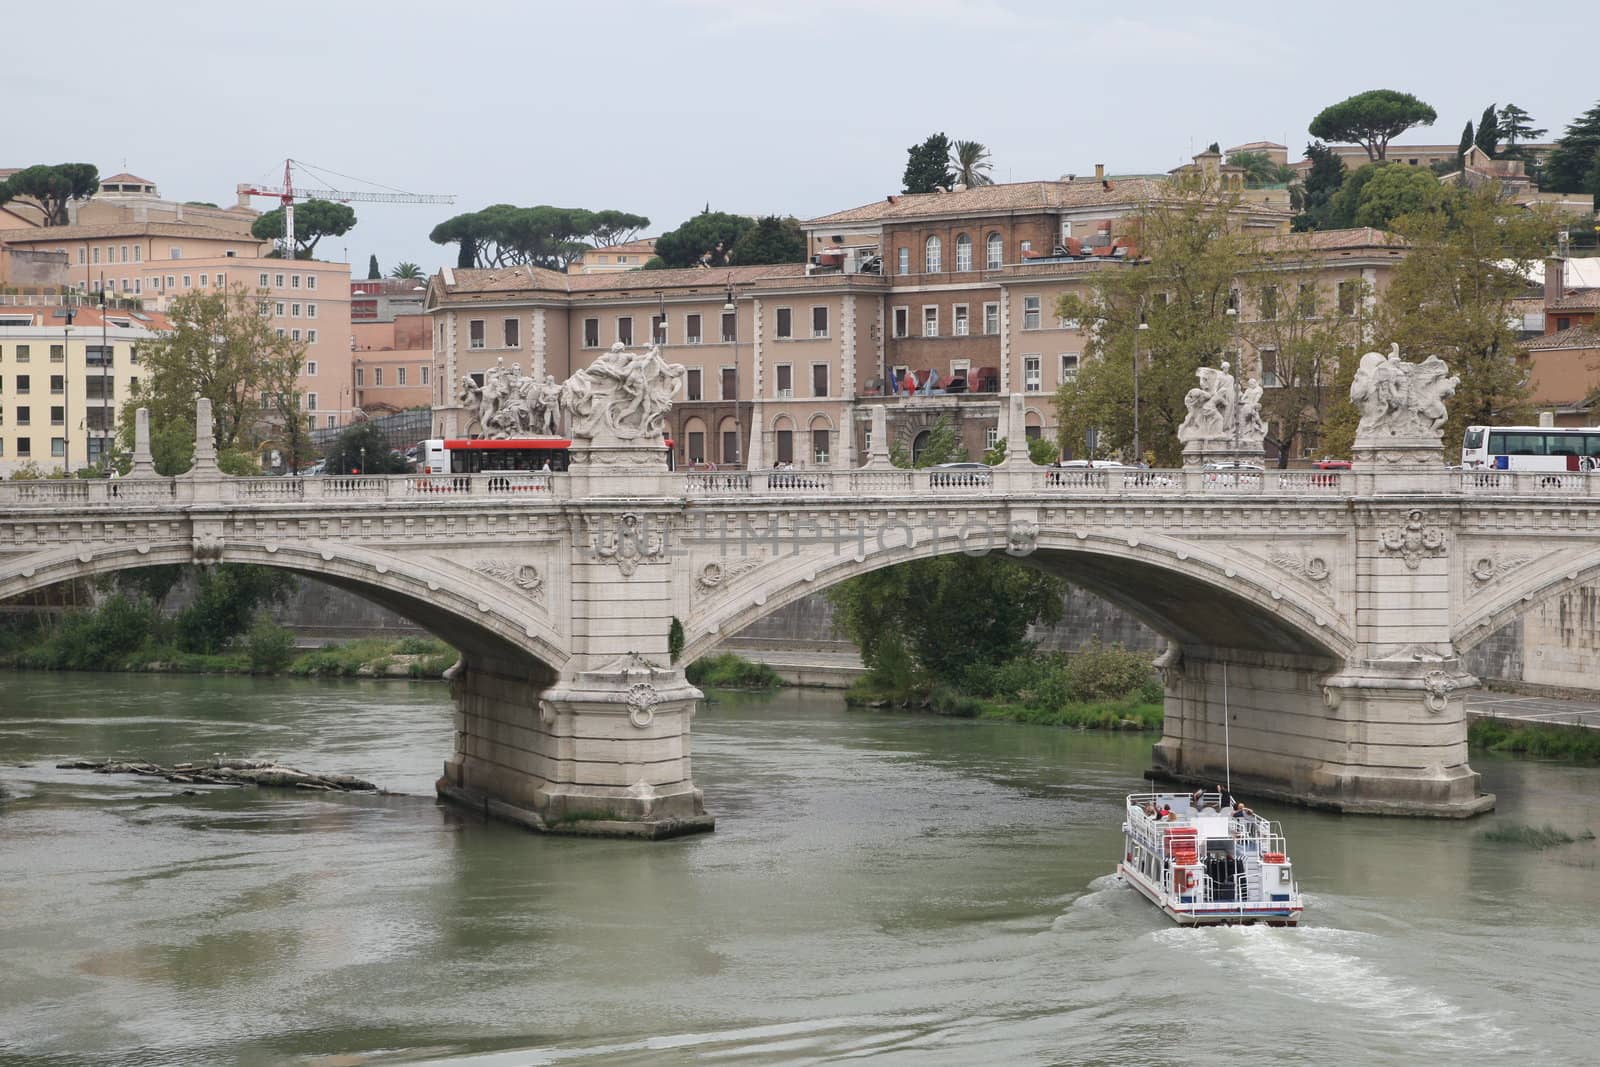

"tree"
[1054,190,1255,467]
[119,286,305,457]
[389,261,425,279]
[0,163,98,226]
[903,132,954,193]
[1542,101,1600,194]
[1308,90,1438,162]
[322,421,409,476]
[1474,104,1500,158]
[1497,104,1547,159]
[949,140,995,187]
[174,565,295,654]
[729,216,805,265]
[587,209,651,248]
[251,199,357,259]
[1325,163,1390,229]
[428,205,642,270]
[650,210,755,269]
[259,350,315,475]
[1228,151,1296,187]
[367,254,380,279]
[1371,185,1562,449]
[1292,142,1347,230]
[1352,165,1446,229]
[1457,121,1475,166]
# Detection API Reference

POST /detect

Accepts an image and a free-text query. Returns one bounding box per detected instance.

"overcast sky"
[10,0,1595,276]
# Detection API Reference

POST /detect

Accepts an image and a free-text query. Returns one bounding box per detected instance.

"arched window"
[986,232,1004,269]
[911,429,932,465]
[925,235,942,273]
[954,233,972,272]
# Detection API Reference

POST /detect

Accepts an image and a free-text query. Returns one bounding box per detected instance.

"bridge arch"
[680,523,1351,668]
[1455,546,1600,655]
[0,538,569,677]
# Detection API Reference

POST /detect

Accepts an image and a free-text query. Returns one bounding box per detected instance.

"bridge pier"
[437,652,713,838]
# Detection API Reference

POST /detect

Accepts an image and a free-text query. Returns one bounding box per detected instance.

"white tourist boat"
[1118,791,1303,926]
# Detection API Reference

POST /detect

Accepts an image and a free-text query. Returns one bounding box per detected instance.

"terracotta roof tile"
[1523,327,1600,351]
[803,178,1177,226]
[587,238,656,255]
[1255,227,1407,252]
[442,262,812,296]
[101,172,155,186]
[1550,289,1600,311]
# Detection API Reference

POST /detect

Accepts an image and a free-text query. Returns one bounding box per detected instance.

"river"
[1,672,1598,1066]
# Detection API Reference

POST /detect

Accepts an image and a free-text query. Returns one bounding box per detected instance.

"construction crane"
[237,158,455,260]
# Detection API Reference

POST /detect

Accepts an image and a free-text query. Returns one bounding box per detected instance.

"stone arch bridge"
[5,413,1597,836]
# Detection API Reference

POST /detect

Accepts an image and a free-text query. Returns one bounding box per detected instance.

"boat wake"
[1149,925,1538,1059]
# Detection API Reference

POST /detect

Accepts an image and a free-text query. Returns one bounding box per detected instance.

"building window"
[291,275,301,288]
[326,415,337,429]
[92,247,100,264]
[583,318,600,347]
[1024,355,1041,392]
[171,247,182,260]
[396,366,406,386]
[307,275,317,290]
[469,320,485,349]
[651,314,667,345]
[307,392,318,410]
[955,234,973,272]
[721,311,736,342]
[504,317,519,347]
[686,313,702,344]
[812,428,829,465]
[133,246,141,262]
[14,346,26,364]
[776,364,793,397]
[374,368,384,386]
[925,235,942,273]
[922,306,938,337]
[421,366,430,385]
[811,306,829,338]
[290,303,301,317]
[811,363,829,397]
[52,437,65,457]
[897,247,909,275]
[199,273,208,287]
[1297,283,1317,317]
[1060,354,1079,382]
[1023,295,1041,330]
[687,430,705,463]
[51,404,64,424]
[17,405,30,424]
[1260,286,1278,321]
[983,302,1000,334]
[720,366,736,400]
[776,427,793,465]
[985,426,1000,450]
[274,302,285,316]
[49,345,62,363]
[775,307,793,339]
[355,368,365,386]
[1260,348,1280,387]
[50,375,63,395]
[275,273,285,288]
[305,303,316,318]
[686,368,703,400]
[953,305,969,336]
[1020,240,1032,254]
[290,329,301,341]
[166,276,175,289]
[16,374,29,393]
[893,307,909,338]
[306,360,318,376]
[617,316,633,345]
[307,329,317,342]
[1557,316,1572,332]
[1337,280,1358,316]
[182,275,193,288]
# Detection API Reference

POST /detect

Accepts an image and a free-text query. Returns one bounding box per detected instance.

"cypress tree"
[367,254,380,279]
[1474,105,1499,158]
[1457,121,1474,165]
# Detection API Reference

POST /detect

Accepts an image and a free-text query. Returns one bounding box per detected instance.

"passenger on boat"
[1231,801,1255,820]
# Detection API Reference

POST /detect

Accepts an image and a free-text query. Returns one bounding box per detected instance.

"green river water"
[1,672,1598,1066]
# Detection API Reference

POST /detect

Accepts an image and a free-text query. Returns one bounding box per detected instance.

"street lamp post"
[359,446,367,476]
[62,302,76,474]
[1225,306,1240,454]
[1132,311,1149,466]
[99,288,110,471]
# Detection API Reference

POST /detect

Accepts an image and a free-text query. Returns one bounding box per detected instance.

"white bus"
[1462,425,1600,472]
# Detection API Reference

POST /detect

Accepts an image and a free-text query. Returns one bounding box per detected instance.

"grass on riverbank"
[844,644,1164,732]
[685,652,783,691]
[1,616,458,680]
[1469,716,1600,763]
[1477,822,1597,849]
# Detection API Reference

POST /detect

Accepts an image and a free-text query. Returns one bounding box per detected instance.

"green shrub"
[668,617,685,663]
[928,685,982,718]
[1478,822,1596,848]
[685,652,782,690]
[1064,643,1156,703]
[1470,717,1600,762]
[394,635,452,656]
[29,595,158,670]
[245,618,297,673]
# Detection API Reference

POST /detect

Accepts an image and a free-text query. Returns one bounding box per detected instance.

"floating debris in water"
[56,757,377,793]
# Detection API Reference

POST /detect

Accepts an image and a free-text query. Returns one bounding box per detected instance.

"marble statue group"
[1177,361,1266,448]
[1349,344,1458,439]
[458,342,685,443]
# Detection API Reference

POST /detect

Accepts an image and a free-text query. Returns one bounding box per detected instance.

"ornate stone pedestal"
[438,653,713,838]
[1180,439,1266,469]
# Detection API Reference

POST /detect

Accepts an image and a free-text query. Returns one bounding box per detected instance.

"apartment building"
[569,238,656,275]
[428,167,1419,467]
[351,279,433,414]
[0,304,169,475]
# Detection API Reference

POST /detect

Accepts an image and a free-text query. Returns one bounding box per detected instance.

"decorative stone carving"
[626,682,660,728]
[1006,519,1039,556]
[460,358,562,438]
[1421,669,1456,714]
[560,342,684,443]
[589,512,666,575]
[192,530,223,565]
[1379,509,1446,569]
[1350,345,1458,442]
[473,559,544,602]
[695,557,765,596]
[1468,551,1535,587]
[1269,550,1331,583]
[1176,362,1267,452]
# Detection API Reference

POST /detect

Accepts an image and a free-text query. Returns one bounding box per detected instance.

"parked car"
[1203,461,1264,486]
[1311,459,1351,488]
